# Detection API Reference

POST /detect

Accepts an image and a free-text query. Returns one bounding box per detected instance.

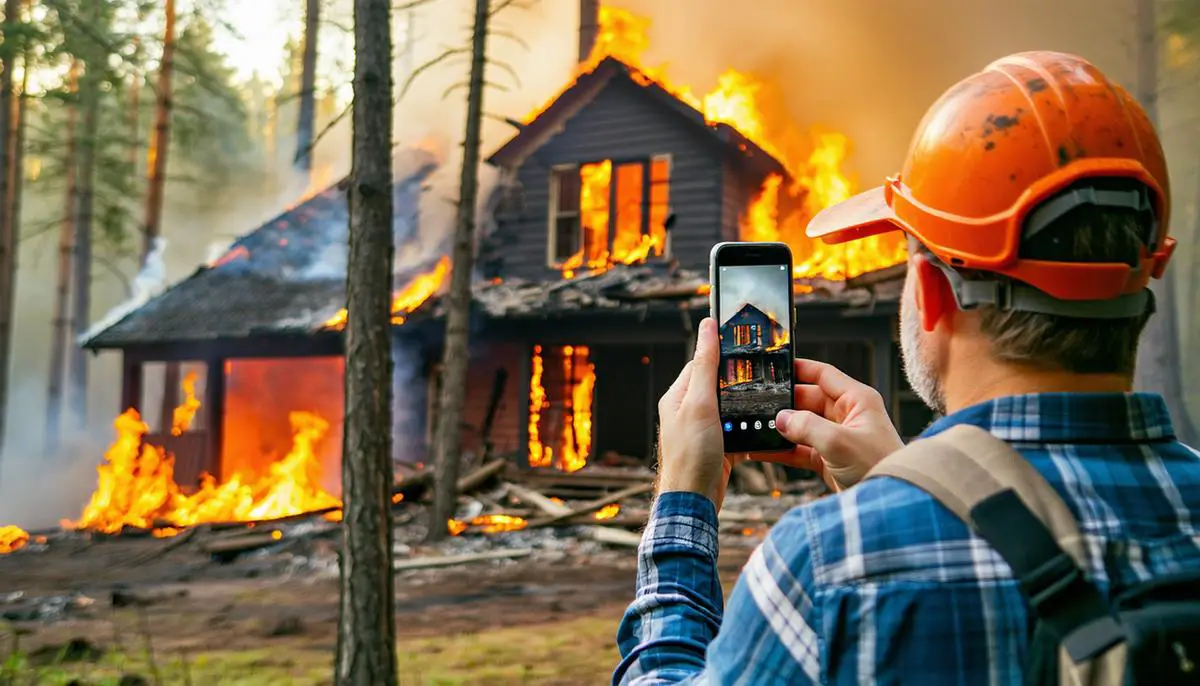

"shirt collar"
[918,392,1176,444]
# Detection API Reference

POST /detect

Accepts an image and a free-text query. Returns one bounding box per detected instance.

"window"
[547,155,672,270]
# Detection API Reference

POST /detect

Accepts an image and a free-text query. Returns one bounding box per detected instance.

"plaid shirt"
[614,392,1200,685]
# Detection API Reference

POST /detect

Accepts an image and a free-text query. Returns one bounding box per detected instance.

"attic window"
[548,155,672,270]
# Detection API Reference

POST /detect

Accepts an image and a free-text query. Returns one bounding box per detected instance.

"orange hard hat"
[807,51,1176,318]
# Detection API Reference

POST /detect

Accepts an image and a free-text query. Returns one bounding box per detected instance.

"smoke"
[77,237,169,345]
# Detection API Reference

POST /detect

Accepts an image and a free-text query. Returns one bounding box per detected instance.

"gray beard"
[900,301,946,416]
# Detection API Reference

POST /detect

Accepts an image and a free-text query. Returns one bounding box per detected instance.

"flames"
[449,514,529,536]
[527,345,596,472]
[324,255,451,330]
[0,525,29,554]
[721,359,755,389]
[64,377,342,535]
[531,6,905,281]
[593,504,620,520]
[171,370,201,436]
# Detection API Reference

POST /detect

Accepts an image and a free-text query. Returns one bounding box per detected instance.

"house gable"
[483,58,785,283]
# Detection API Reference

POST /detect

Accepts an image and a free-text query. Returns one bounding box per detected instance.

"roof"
[420,261,904,323]
[485,57,788,180]
[83,163,436,350]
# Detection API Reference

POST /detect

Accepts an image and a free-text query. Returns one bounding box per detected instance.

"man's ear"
[912,253,956,333]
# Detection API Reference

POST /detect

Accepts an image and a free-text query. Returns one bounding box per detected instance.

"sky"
[717,265,792,328]
[210,0,309,86]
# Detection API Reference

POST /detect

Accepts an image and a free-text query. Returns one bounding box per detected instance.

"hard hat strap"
[1023,183,1158,250]
[933,260,1155,320]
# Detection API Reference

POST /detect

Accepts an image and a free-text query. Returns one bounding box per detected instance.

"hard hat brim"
[805,185,906,244]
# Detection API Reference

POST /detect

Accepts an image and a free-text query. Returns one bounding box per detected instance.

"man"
[613,50,1199,685]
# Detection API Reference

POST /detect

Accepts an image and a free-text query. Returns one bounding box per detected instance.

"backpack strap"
[865,424,1124,660]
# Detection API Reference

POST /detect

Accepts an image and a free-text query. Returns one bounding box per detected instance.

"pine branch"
[400,47,470,100]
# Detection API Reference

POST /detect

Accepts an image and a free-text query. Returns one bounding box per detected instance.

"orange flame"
[528,345,551,468]
[721,359,755,389]
[558,345,594,473]
[65,378,343,534]
[593,503,620,520]
[528,6,904,281]
[0,525,29,554]
[170,370,201,436]
[324,255,451,330]
[527,346,596,472]
[449,514,529,536]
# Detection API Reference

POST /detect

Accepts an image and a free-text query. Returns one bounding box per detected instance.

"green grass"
[1,614,621,685]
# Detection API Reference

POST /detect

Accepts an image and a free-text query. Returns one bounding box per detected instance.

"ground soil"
[0,523,762,684]
[720,383,792,420]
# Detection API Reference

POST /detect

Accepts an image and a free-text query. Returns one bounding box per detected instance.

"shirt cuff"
[640,490,720,561]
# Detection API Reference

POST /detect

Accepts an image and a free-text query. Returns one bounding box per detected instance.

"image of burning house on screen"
[718,265,792,420]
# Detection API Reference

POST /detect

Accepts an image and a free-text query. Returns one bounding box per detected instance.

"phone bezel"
[709,241,797,454]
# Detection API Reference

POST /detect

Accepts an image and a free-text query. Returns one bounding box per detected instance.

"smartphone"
[708,242,796,454]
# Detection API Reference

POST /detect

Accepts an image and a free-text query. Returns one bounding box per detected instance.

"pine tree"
[336,0,397,682]
[428,0,493,542]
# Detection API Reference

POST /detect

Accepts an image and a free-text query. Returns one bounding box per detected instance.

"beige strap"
[866,424,1089,570]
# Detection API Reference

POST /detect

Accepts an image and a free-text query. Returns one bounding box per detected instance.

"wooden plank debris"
[392,547,533,572]
[527,483,654,528]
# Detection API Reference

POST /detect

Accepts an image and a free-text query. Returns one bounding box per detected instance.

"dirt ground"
[0,521,763,684]
[720,383,792,419]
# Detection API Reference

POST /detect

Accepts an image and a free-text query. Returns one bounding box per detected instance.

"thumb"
[684,318,720,405]
[776,409,840,453]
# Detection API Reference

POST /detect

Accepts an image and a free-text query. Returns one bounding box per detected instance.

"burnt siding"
[459,343,522,459]
[493,78,728,282]
[721,161,766,242]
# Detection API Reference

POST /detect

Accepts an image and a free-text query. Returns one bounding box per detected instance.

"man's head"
[807,51,1176,413]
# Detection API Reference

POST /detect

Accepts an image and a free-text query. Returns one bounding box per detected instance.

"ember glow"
[527,345,596,472]
[594,503,620,520]
[532,6,904,281]
[449,514,529,536]
[324,255,450,330]
[0,525,29,554]
[65,381,342,534]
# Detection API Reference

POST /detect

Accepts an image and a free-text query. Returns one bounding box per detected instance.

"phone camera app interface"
[717,263,792,451]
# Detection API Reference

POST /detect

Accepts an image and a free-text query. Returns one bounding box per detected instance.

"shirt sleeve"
[613,493,824,685]
[613,491,724,685]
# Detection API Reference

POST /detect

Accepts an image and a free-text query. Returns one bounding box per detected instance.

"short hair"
[918,179,1155,375]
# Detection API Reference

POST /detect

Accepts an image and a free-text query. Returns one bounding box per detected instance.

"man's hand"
[656,317,737,510]
[773,359,905,492]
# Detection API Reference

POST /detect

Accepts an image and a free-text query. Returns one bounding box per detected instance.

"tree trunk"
[0,0,19,453]
[69,1,102,430]
[335,0,396,682]
[142,0,175,260]
[1132,0,1198,445]
[428,0,491,543]
[296,0,319,175]
[46,62,80,455]
[0,17,29,451]
[144,0,179,431]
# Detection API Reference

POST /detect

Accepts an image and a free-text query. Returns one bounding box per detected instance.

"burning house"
[719,303,789,389]
[72,3,935,535]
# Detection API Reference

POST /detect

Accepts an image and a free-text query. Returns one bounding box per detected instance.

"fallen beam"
[392,547,534,572]
[457,458,507,494]
[505,483,572,516]
[585,526,642,548]
[527,483,654,528]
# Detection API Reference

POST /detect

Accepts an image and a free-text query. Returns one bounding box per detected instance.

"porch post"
[120,352,143,413]
[516,343,531,470]
[205,357,226,481]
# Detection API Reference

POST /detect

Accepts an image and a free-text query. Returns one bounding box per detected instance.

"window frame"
[545,154,674,269]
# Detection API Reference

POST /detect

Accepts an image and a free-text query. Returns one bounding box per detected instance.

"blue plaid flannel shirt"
[613,392,1200,685]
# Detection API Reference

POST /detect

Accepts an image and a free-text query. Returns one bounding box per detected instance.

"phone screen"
[715,256,794,453]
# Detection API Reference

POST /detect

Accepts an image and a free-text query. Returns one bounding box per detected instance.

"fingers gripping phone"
[709,242,796,454]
